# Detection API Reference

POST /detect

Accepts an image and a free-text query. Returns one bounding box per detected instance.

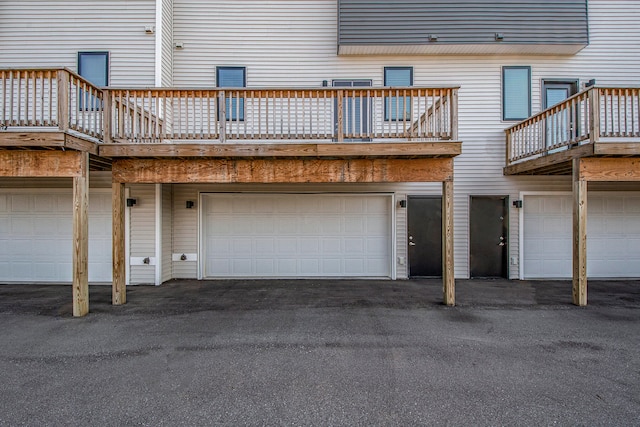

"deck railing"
[0,68,103,139]
[1,68,458,145]
[506,86,640,165]
[103,87,459,143]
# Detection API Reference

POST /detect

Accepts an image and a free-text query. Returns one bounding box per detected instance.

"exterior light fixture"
[186,201,195,209]
[126,198,137,207]
[428,34,438,42]
[495,33,504,41]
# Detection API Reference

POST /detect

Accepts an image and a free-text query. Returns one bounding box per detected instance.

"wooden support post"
[450,89,459,141]
[573,158,588,306]
[103,90,112,143]
[442,179,455,306]
[337,90,344,143]
[57,70,69,132]
[72,152,89,317]
[218,91,226,143]
[112,182,126,305]
[588,87,600,144]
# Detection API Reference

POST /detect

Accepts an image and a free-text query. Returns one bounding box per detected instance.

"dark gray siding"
[338,0,588,47]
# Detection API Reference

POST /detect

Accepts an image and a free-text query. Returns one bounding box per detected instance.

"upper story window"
[384,67,413,121]
[217,66,246,121]
[78,52,109,86]
[502,66,531,121]
[78,52,109,110]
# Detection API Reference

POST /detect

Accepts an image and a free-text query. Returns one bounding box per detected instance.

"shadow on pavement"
[0,278,639,317]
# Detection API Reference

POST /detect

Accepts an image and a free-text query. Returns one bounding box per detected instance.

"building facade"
[1,1,640,315]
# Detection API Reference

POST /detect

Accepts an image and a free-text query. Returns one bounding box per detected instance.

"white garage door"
[0,190,112,283]
[202,193,392,278]
[523,193,640,278]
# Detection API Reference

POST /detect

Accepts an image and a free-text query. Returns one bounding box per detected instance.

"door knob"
[409,242,416,246]
[498,242,505,246]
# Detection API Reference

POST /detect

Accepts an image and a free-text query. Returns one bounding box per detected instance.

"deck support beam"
[572,159,588,306]
[112,182,126,305]
[72,152,89,317]
[0,150,84,177]
[442,179,455,306]
[112,158,454,184]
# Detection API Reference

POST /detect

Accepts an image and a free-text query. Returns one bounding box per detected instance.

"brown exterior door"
[470,196,509,278]
[408,196,442,277]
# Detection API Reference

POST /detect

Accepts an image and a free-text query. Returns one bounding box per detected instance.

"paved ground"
[0,279,639,426]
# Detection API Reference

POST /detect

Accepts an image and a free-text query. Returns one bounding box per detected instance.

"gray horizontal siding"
[339,0,588,46]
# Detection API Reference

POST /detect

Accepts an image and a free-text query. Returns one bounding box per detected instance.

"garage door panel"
[203,194,391,278]
[276,238,298,254]
[255,238,275,254]
[299,238,320,254]
[368,258,389,276]
[524,193,640,278]
[344,217,364,233]
[626,197,640,212]
[11,195,30,212]
[322,238,341,253]
[345,259,365,274]
[345,238,364,254]
[0,190,112,283]
[367,237,388,255]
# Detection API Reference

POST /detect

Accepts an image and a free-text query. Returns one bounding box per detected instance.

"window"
[332,79,372,140]
[78,52,109,110]
[384,67,413,121]
[502,66,531,121]
[217,67,246,121]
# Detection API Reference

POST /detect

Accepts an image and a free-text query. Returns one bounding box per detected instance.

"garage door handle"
[409,242,416,246]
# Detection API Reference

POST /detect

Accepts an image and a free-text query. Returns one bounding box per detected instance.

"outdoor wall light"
[126,198,137,207]
[513,200,523,208]
[186,200,195,209]
[399,200,407,208]
[428,34,438,42]
[495,33,504,41]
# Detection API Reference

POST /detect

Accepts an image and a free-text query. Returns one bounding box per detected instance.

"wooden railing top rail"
[0,67,103,91]
[504,88,592,134]
[505,85,640,133]
[103,85,461,92]
[505,85,640,167]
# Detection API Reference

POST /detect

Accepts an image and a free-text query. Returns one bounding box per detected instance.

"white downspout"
[154,0,163,87]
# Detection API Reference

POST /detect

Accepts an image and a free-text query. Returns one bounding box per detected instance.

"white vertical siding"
[129,184,156,284]
[168,0,640,279]
[0,1,156,87]
[171,185,199,278]
[162,184,173,282]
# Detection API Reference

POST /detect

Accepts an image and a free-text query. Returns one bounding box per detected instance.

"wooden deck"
[0,67,462,313]
[505,86,640,307]
[505,86,640,175]
[1,68,461,162]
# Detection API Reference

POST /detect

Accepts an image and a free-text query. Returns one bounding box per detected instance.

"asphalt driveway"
[0,279,639,426]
